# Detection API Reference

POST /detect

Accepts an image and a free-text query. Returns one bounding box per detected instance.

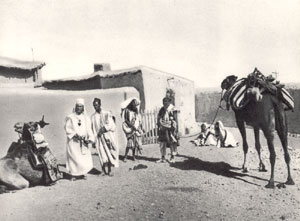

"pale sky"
[1,0,300,88]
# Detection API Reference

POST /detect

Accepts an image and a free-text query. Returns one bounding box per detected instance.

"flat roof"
[0,56,45,71]
[43,66,193,84]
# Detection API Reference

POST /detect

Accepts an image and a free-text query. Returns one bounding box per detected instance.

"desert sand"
[0,127,300,221]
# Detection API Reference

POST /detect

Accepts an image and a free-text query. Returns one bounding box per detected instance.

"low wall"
[195,88,300,134]
[0,87,139,158]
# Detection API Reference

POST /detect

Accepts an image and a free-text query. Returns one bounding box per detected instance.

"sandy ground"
[1,128,300,221]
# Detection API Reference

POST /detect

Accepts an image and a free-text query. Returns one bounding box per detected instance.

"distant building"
[0,56,45,87]
[43,64,196,134]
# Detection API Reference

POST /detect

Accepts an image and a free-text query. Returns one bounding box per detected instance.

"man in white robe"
[214,121,239,148]
[91,98,119,176]
[64,98,94,180]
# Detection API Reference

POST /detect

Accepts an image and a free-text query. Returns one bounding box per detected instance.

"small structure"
[0,56,45,87]
[43,64,196,135]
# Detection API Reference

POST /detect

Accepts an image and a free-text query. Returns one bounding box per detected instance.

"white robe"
[192,129,217,146]
[204,129,217,146]
[220,129,238,147]
[215,121,239,148]
[65,113,94,176]
[91,111,119,168]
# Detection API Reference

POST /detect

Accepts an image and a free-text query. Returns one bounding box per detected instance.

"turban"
[131,98,140,106]
[120,97,140,110]
[76,98,85,105]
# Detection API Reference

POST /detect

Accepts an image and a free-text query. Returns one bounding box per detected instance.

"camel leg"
[235,116,249,172]
[275,110,295,185]
[262,128,276,189]
[253,127,267,172]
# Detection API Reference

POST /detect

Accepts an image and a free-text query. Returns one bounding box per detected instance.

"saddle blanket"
[227,79,248,110]
[280,87,294,111]
[227,79,294,111]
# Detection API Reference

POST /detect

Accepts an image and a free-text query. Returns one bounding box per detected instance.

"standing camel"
[221,69,295,188]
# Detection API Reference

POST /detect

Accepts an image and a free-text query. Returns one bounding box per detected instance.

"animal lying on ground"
[0,116,62,193]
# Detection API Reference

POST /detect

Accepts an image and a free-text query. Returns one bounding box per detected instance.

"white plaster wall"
[141,67,196,135]
[0,87,139,158]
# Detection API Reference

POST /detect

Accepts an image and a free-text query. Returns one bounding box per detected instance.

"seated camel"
[221,68,295,188]
[0,116,62,193]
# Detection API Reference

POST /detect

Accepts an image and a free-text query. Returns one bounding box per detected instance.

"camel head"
[221,75,238,90]
[38,115,49,128]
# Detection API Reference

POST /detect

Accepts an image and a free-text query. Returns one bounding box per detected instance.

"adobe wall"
[195,90,236,127]
[100,71,146,110]
[142,69,196,135]
[0,67,34,84]
[34,69,43,87]
[0,87,139,159]
[43,75,101,90]
[195,88,300,134]
[285,89,300,134]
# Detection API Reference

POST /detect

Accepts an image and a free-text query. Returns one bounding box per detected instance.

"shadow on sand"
[171,154,268,186]
[118,154,159,163]
[57,164,102,178]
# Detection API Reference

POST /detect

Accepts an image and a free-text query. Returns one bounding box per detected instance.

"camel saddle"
[20,123,63,184]
[27,145,62,184]
[223,68,294,111]
[14,117,62,185]
[38,147,63,183]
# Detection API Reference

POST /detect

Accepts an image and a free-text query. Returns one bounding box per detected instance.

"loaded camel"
[0,116,62,193]
[221,68,295,188]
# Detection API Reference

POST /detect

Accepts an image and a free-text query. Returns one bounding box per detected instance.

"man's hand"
[161,120,172,129]
[97,127,107,137]
[84,139,93,146]
[73,134,80,142]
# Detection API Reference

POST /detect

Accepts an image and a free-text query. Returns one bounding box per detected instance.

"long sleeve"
[124,109,134,127]
[157,108,164,127]
[104,112,116,132]
[86,117,95,143]
[90,114,97,136]
[65,117,76,140]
